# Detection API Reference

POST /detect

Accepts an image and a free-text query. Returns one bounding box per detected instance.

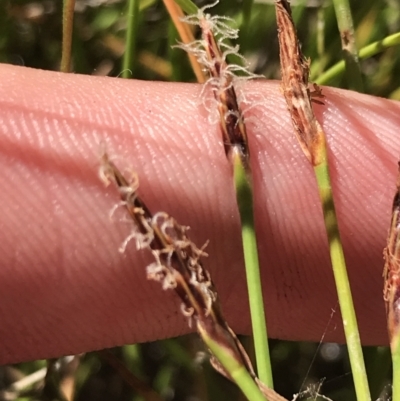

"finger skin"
[0,64,398,363]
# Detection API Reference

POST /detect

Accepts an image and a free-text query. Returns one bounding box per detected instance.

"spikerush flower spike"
[384,163,400,401]
[384,165,400,349]
[274,1,370,401]
[275,0,326,167]
[99,153,287,401]
[176,3,273,387]
[176,1,259,169]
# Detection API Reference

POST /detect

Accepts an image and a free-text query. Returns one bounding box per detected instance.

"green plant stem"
[314,32,400,85]
[173,0,197,15]
[199,327,267,401]
[332,0,363,91]
[61,0,75,73]
[314,7,325,78]
[392,336,400,401]
[233,152,273,388]
[314,158,370,401]
[122,0,139,79]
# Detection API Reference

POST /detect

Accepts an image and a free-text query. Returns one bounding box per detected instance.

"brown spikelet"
[176,6,256,169]
[199,16,249,166]
[99,153,288,401]
[275,0,326,166]
[384,163,400,351]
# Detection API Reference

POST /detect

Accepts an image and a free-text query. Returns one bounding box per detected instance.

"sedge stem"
[233,151,273,388]
[61,0,75,73]
[393,337,400,401]
[332,0,363,91]
[122,0,139,78]
[200,330,268,401]
[314,32,400,85]
[314,159,371,401]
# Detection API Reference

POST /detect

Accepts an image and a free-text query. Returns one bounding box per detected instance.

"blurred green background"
[0,0,399,400]
[1,0,400,95]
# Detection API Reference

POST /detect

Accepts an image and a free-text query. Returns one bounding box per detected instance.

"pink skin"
[0,64,399,363]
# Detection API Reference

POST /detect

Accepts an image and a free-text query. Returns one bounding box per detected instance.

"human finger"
[0,64,398,363]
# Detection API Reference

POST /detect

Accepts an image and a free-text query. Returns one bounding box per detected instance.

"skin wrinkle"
[333,132,391,238]
[10,168,52,260]
[351,92,400,123]
[1,65,400,362]
[3,130,173,354]
[333,163,388,336]
[333,142,388,335]
[325,100,394,295]
[334,101,394,166]
[251,107,336,340]
[337,123,391,335]
[3,183,68,360]
[322,97,394,221]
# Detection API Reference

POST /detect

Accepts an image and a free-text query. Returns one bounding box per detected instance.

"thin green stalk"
[393,338,400,401]
[275,2,370,397]
[332,0,363,91]
[315,32,400,85]
[122,0,139,79]
[61,0,75,73]
[200,329,268,401]
[314,158,371,401]
[233,152,273,388]
[180,7,273,387]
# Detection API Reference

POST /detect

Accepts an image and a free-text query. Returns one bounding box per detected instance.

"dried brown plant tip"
[275,0,325,166]
[177,4,254,168]
[99,153,289,400]
[384,163,400,350]
[200,16,248,166]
